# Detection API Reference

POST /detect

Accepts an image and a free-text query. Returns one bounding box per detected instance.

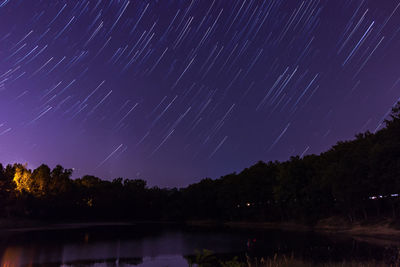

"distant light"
[246,202,251,207]
[369,194,400,200]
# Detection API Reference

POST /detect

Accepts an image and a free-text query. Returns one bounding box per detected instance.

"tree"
[385,102,400,128]
[30,164,51,197]
[13,164,32,194]
[49,165,73,195]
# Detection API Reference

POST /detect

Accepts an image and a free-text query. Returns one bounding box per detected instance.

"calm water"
[0,223,397,266]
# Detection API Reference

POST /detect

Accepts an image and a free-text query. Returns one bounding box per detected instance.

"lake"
[0,223,398,266]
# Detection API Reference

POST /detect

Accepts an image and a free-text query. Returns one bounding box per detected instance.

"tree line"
[1,103,400,224]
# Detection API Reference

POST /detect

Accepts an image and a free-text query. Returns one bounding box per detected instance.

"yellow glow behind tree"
[13,164,32,193]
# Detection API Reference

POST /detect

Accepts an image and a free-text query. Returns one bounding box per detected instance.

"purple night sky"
[0,0,399,187]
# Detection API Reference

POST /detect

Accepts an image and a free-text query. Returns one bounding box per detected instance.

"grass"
[190,250,400,267]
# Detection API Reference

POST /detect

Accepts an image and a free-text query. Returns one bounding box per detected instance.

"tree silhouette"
[1,102,400,223]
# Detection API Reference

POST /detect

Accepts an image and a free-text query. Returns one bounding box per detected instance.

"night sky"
[0,0,399,187]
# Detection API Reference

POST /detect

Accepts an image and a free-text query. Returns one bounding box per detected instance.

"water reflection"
[0,224,398,266]
[1,247,25,267]
[1,245,189,267]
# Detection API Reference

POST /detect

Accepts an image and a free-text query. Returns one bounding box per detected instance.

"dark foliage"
[1,103,400,223]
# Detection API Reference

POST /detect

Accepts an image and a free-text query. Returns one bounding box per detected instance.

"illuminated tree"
[13,164,32,193]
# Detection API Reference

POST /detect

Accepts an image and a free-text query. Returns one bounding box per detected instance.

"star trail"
[0,0,399,186]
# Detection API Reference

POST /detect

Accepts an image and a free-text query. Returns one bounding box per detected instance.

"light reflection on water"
[2,247,187,267]
[129,255,188,267]
[0,224,396,266]
[0,225,242,266]
[1,245,188,266]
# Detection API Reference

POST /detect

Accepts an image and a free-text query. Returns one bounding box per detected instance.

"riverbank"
[316,217,400,239]
[2,217,400,244]
[0,218,137,232]
[187,217,400,244]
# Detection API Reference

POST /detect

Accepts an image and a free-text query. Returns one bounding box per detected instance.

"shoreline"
[2,218,400,244]
[187,219,400,244]
[0,219,137,232]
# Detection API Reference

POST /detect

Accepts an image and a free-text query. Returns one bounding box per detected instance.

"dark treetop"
[1,103,400,223]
